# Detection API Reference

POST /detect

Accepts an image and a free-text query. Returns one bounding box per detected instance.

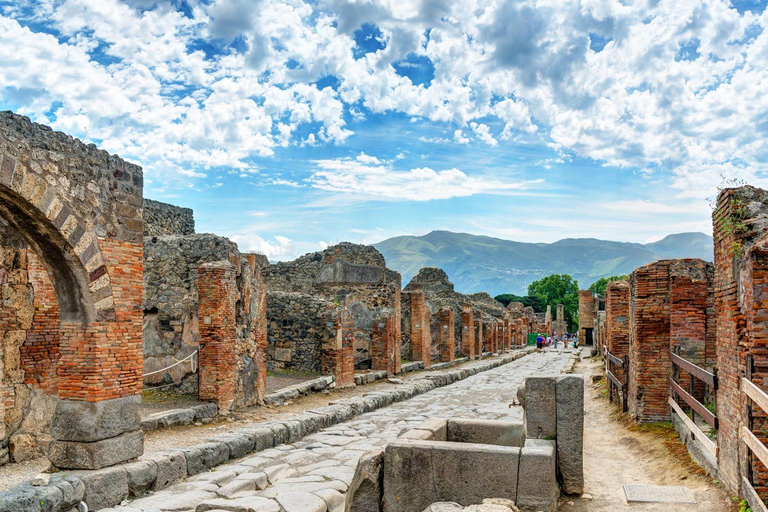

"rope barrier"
[142,350,198,377]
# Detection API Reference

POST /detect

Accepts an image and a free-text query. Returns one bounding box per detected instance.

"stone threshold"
[263,375,335,406]
[0,348,535,512]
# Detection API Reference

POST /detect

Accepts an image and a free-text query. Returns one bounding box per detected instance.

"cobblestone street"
[108,351,572,512]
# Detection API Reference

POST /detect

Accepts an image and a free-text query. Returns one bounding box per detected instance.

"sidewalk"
[562,355,734,511]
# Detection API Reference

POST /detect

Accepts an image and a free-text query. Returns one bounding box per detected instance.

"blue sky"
[1,0,767,260]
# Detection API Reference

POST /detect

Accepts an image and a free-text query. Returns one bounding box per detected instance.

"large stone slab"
[556,375,584,495]
[49,429,144,470]
[623,484,695,504]
[346,448,384,512]
[51,395,141,442]
[523,377,556,439]
[447,419,524,447]
[382,439,520,512]
[516,439,558,512]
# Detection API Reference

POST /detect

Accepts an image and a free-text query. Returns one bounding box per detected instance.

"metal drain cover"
[623,484,696,504]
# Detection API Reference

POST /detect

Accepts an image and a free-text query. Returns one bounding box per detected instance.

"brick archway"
[0,112,144,469]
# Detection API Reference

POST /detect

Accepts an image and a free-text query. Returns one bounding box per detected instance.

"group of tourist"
[535,332,578,350]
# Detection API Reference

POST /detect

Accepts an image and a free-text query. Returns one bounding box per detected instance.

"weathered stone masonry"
[0,111,144,469]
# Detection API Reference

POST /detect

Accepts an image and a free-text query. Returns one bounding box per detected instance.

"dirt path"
[560,353,736,512]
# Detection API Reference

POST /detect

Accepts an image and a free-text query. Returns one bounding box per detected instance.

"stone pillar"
[555,303,565,337]
[409,288,431,368]
[439,308,455,363]
[578,291,595,343]
[198,261,237,413]
[460,304,474,359]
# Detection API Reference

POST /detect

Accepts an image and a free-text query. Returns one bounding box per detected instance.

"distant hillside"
[373,231,713,296]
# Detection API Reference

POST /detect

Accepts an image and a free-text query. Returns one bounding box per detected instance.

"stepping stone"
[623,484,696,504]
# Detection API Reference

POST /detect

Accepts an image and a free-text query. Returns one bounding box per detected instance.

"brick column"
[198,261,237,413]
[409,288,431,368]
[461,304,474,359]
[439,308,455,363]
[628,259,713,423]
[372,312,397,376]
[322,307,355,387]
[474,316,483,355]
[579,291,595,343]
[606,281,630,381]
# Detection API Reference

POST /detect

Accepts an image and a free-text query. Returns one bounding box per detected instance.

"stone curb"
[140,403,218,432]
[263,375,335,406]
[0,348,535,512]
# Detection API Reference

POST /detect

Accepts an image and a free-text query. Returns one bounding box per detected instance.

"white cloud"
[307,155,542,201]
[230,232,294,259]
[1,0,767,199]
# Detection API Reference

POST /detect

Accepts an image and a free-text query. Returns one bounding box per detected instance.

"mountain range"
[373,231,714,296]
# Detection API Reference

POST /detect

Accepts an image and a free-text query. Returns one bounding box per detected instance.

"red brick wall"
[440,308,455,363]
[579,290,596,341]
[57,239,143,402]
[409,288,431,368]
[21,251,60,394]
[371,312,397,376]
[461,304,475,359]
[628,258,714,423]
[606,281,630,382]
[322,307,355,387]
[197,262,237,412]
[713,186,768,494]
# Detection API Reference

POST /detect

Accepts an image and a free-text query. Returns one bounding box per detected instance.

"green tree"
[527,274,580,332]
[588,275,629,295]
[493,294,545,313]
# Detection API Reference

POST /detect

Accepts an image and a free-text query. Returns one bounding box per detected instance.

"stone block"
[0,486,38,512]
[413,418,448,441]
[153,450,188,490]
[51,395,141,442]
[447,419,524,447]
[382,439,520,512]
[523,377,556,439]
[75,466,130,511]
[516,439,558,512]
[48,429,144,470]
[123,459,157,495]
[346,448,384,512]
[197,496,281,511]
[556,375,584,495]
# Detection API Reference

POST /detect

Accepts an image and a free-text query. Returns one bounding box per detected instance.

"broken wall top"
[143,198,195,237]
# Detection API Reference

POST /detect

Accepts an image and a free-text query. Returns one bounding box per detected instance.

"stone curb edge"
[0,347,535,512]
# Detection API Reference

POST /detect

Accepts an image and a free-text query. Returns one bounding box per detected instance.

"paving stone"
[130,489,216,511]
[233,472,269,490]
[274,491,327,512]
[314,488,345,512]
[196,496,280,512]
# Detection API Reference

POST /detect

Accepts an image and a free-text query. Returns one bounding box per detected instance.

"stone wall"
[628,258,714,423]
[143,198,194,237]
[263,243,401,368]
[143,234,240,391]
[266,292,338,373]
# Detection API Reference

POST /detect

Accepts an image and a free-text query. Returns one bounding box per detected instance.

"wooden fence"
[604,346,629,412]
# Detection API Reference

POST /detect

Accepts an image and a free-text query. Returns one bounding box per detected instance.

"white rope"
[143,350,198,377]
